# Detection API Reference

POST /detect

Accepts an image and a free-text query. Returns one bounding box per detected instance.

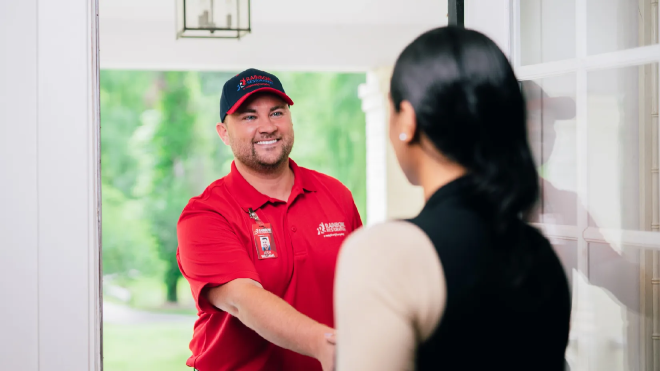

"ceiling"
[99,0,448,71]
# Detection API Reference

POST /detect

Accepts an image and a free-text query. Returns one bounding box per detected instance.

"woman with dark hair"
[334,27,571,371]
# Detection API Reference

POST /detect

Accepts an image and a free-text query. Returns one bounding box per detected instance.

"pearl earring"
[399,133,408,141]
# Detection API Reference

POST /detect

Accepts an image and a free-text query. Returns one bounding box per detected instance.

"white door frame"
[0,0,102,370]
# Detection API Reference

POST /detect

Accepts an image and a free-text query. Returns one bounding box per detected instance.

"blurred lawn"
[103,275,198,370]
[104,322,194,371]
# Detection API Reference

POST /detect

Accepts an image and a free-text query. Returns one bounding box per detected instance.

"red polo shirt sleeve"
[349,199,363,231]
[336,179,362,231]
[177,199,261,313]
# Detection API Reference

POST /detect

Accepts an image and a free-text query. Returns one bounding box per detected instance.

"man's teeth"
[257,140,278,145]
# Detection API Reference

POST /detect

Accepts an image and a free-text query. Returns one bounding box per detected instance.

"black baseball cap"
[220,68,294,122]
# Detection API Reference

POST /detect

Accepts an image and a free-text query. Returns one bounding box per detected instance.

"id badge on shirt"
[248,208,278,260]
[252,223,278,259]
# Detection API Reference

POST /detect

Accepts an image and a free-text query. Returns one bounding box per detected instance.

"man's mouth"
[255,139,279,145]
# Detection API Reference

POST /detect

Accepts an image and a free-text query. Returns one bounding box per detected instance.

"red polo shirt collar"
[224,158,316,212]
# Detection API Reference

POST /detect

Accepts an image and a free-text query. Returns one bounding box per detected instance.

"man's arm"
[207,278,335,370]
[178,203,335,369]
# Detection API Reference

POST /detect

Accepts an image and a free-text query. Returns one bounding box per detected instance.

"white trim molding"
[516,43,660,81]
[0,0,102,370]
[532,223,660,251]
[359,67,425,225]
[531,223,580,241]
[359,70,389,226]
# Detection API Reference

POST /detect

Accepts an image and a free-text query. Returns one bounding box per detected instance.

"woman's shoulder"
[339,221,439,275]
[336,220,448,343]
[343,221,431,251]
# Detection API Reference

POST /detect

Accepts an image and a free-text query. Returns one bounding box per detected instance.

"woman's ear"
[398,100,417,143]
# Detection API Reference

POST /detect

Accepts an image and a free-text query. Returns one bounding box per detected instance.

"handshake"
[318,330,337,371]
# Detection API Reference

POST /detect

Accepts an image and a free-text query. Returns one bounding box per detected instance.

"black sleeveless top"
[407,176,571,371]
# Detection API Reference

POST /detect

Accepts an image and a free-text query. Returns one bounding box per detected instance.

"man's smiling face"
[217,93,294,173]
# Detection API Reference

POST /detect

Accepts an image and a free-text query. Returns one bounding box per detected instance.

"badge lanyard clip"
[248,208,266,227]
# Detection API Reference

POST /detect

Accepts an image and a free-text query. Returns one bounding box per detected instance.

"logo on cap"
[237,78,246,91]
[237,75,275,91]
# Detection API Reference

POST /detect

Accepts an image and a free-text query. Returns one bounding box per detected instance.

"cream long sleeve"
[334,221,447,371]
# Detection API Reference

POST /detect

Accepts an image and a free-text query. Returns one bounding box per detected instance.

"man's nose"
[257,117,277,133]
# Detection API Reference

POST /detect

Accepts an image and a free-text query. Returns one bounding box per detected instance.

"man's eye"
[243,115,257,121]
[272,111,283,117]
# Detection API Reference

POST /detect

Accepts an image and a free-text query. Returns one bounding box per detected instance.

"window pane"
[587,0,659,56]
[522,74,577,225]
[587,63,658,231]
[519,0,576,66]
[585,243,653,371]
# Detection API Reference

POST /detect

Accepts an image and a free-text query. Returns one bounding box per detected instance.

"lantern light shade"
[176,0,251,39]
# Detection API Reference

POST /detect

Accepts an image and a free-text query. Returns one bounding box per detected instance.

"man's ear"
[216,121,230,145]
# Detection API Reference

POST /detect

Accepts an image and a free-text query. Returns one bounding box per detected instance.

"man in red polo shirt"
[176,68,363,371]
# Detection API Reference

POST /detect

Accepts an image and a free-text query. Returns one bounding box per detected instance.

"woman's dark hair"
[391,26,539,236]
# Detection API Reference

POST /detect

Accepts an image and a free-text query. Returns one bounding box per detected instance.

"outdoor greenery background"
[101,70,367,370]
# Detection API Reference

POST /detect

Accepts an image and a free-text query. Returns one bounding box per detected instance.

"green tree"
[133,71,201,303]
[101,71,162,279]
[102,183,161,277]
[277,72,367,219]
[101,71,158,195]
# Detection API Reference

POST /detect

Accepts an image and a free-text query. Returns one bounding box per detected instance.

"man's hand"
[325,331,336,345]
[316,329,336,371]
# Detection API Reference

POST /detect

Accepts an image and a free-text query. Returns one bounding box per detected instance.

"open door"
[466,0,660,370]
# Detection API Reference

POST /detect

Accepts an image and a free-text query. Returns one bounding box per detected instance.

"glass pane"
[185,0,239,29]
[587,63,658,231]
[519,0,576,66]
[584,243,652,371]
[552,239,578,289]
[587,0,659,56]
[522,74,577,225]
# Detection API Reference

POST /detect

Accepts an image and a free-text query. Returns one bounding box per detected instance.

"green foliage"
[131,72,205,303]
[277,72,367,220]
[101,71,162,279]
[101,71,158,195]
[102,183,162,277]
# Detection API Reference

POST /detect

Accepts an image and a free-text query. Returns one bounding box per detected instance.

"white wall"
[0,1,101,370]
[99,0,448,71]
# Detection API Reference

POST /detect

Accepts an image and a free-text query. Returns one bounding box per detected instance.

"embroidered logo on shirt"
[317,222,346,238]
